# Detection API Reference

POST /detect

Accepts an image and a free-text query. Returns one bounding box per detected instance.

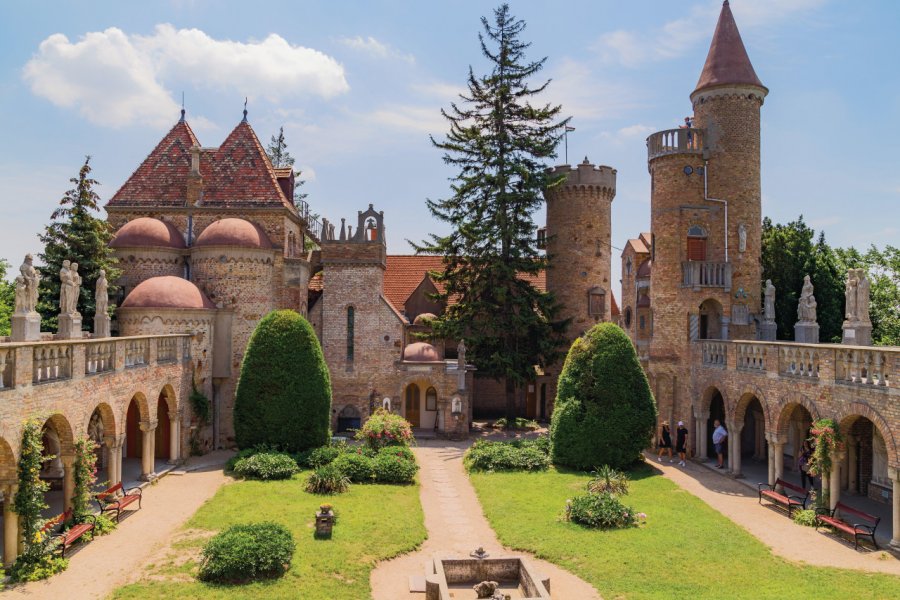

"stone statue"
[19,254,40,313]
[457,339,467,369]
[59,260,72,315]
[95,269,108,316]
[797,275,816,323]
[473,581,500,599]
[763,279,775,323]
[67,262,82,315]
[14,275,28,314]
[856,268,870,324]
[844,270,858,321]
[738,223,747,253]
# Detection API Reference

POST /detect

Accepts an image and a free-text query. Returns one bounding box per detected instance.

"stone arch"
[731,386,769,425]
[771,392,820,437]
[336,405,361,434]
[157,384,178,419]
[700,384,729,417]
[837,403,898,469]
[124,392,149,459]
[0,436,16,482]
[698,298,723,340]
[122,391,150,425]
[85,402,117,440]
[43,413,75,456]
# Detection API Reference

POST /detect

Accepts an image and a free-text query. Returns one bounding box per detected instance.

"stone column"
[847,436,858,495]
[731,422,744,478]
[829,452,844,510]
[754,413,765,460]
[774,441,785,487]
[889,467,900,550]
[61,454,75,512]
[140,421,157,481]
[696,411,709,461]
[2,483,19,565]
[168,410,180,465]
[767,441,776,486]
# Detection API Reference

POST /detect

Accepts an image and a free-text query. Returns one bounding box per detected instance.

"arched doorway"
[740,397,766,463]
[706,389,726,460]
[699,298,723,340]
[337,405,361,433]
[842,416,891,500]
[39,414,74,515]
[405,384,421,427]
[126,398,142,459]
[154,394,171,460]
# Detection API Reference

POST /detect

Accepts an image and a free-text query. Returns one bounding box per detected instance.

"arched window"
[425,387,437,411]
[687,225,707,261]
[625,257,633,276]
[346,306,355,362]
[624,307,633,328]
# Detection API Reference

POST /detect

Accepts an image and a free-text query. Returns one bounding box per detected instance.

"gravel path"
[651,455,900,575]
[369,439,601,600]
[2,451,232,599]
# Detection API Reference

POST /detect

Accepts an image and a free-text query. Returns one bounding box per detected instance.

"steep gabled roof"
[108,120,199,207]
[202,121,293,209]
[694,1,765,94]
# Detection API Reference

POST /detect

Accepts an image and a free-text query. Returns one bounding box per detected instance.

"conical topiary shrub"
[234,310,331,452]
[550,322,657,470]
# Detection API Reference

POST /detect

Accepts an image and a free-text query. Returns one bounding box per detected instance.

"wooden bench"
[95,482,142,522]
[757,478,809,517]
[41,508,96,558]
[816,502,881,550]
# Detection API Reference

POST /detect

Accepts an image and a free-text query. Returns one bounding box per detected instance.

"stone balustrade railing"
[695,340,897,391]
[0,334,192,391]
[682,261,732,290]
[647,128,705,161]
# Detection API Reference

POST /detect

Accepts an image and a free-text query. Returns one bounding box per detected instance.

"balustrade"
[701,341,727,367]
[124,339,149,367]
[736,343,766,372]
[33,344,72,384]
[682,261,732,290]
[157,337,177,363]
[0,347,12,389]
[85,342,115,375]
[779,346,820,378]
[647,128,704,161]
[836,348,891,387]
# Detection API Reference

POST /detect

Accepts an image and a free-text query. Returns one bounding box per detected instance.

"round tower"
[544,159,616,342]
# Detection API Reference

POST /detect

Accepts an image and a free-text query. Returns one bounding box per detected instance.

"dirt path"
[370,440,601,599]
[3,451,231,599]
[651,456,900,575]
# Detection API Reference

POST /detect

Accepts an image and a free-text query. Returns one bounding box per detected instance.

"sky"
[1,0,899,289]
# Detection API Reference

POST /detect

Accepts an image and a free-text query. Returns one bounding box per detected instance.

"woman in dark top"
[657,421,673,463]
[675,421,689,466]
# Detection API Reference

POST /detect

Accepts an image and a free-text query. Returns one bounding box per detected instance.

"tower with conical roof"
[643,0,766,433]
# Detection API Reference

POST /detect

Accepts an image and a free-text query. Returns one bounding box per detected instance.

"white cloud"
[410,81,467,101]
[543,58,641,121]
[369,104,444,135]
[604,124,656,141]
[23,25,349,128]
[337,35,415,64]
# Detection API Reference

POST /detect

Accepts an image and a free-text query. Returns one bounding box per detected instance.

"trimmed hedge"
[198,522,295,583]
[233,452,299,480]
[373,447,419,483]
[463,437,550,472]
[550,323,657,470]
[332,452,376,483]
[234,310,332,453]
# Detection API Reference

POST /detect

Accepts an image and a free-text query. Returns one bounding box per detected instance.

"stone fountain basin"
[425,554,551,599]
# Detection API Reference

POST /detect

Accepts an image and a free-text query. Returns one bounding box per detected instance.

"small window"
[426,387,437,411]
[624,307,633,328]
[588,287,605,317]
[687,225,707,237]
[346,306,355,362]
[625,257,633,276]
[640,315,646,330]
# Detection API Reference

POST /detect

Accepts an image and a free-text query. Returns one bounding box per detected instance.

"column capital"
[0,481,17,497]
[765,432,787,445]
[832,451,847,464]
[888,466,900,481]
[168,409,181,422]
[60,454,75,466]
[726,420,743,434]
[139,420,158,433]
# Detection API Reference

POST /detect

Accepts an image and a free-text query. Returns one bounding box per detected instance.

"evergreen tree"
[761,216,815,340]
[37,157,119,332]
[0,259,14,336]
[266,126,309,204]
[835,245,900,346]
[414,4,570,422]
[810,232,845,342]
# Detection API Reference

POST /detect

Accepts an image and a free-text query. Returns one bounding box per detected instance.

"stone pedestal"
[10,312,41,342]
[94,314,111,338]
[794,322,819,344]
[58,313,83,340]
[759,321,777,342]
[841,321,872,346]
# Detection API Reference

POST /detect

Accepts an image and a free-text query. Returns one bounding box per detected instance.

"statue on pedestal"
[844,270,858,321]
[855,268,870,324]
[797,275,817,323]
[19,254,40,313]
[95,269,108,316]
[59,260,72,315]
[763,279,775,323]
[842,268,872,345]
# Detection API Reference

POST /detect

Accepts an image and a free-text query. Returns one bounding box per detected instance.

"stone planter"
[315,509,334,538]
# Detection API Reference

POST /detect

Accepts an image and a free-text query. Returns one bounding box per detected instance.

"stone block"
[10,312,41,342]
[793,322,819,344]
[758,322,777,342]
[58,313,83,340]
[842,322,872,346]
[94,314,111,338]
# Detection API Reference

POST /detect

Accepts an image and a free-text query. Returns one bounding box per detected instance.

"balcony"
[682,261,732,290]
[647,128,704,162]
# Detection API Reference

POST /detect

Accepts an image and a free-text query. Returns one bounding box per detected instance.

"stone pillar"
[753,412,765,460]
[767,442,776,486]
[140,422,157,481]
[847,436,858,495]
[60,454,75,512]
[720,316,730,341]
[829,452,844,510]
[889,467,900,550]
[2,483,19,565]
[104,436,118,485]
[168,411,180,465]
[730,422,744,478]
[774,441,785,486]
[695,411,709,461]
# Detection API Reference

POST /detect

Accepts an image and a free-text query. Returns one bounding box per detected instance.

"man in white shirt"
[712,420,728,469]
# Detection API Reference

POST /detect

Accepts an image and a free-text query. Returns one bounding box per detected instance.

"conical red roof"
[108,119,200,207]
[694,1,765,94]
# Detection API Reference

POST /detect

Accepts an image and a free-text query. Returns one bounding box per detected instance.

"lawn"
[113,472,425,600]
[469,465,900,600]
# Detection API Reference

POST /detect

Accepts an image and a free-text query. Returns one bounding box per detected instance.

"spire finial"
[242,97,248,122]
[179,92,185,123]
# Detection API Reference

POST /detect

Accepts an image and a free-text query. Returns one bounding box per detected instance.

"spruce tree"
[266,126,309,203]
[37,156,119,332]
[414,4,570,422]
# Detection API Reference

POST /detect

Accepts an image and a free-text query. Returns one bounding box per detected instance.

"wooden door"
[525,386,537,419]
[687,237,707,261]
[155,397,170,459]
[126,401,141,458]
[405,384,421,427]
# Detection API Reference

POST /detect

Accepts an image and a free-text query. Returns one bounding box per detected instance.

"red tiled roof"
[384,255,446,309]
[611,292,620,317]
[202,121,293,209]
[625,238,649,255]
[108,121,199,207]
[695,1,765,93]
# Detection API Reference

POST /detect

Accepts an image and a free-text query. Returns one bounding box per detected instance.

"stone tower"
[645,0,766,423]
[544,159,617,342]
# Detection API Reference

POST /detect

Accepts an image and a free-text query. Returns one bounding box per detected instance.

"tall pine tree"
[266,126,309,204]
[414,4,569,422]
[38,157,119,332]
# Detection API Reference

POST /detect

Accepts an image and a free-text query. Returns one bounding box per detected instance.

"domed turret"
[195,218,272,249]
[121,276,215,309]
[402,342,441,362]
[111,218,185,249]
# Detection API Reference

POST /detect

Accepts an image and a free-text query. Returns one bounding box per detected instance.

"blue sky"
[1,0,898,288]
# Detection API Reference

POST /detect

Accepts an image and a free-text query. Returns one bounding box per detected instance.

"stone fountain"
[422,549,551,599]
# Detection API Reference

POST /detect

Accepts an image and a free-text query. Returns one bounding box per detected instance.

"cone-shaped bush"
[234,310,331,452]
[550,322,657,470]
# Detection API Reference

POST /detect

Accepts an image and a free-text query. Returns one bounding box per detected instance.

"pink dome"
[121,276,214,310]
[194,218,272,249]
[413,312,437,325]
[402,342,441,362]
[111,218,185,249]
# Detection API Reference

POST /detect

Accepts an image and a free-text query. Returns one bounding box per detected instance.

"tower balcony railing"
[682,261,732,290]
[647,128,704,161]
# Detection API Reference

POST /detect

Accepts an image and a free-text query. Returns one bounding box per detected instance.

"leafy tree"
[835,245,900,346]
[234,310,331,452]
[414,3,570,422]
[760,216,815,340]
[810,232,845,343]
[37,157,119,332]
[0,258,15,336]
[550,323,657,470]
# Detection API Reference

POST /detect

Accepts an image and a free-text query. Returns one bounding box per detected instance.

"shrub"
[305,464,351,494]
[373,449,419,483]
[234,310,332,453]
[587,465,630,496]
[463,439,550,472]
[494,417,539,430]
[550,323,657,471]
[792,509,818,527]
[566,492,637,529]
[233,453,299,481]
[225,448,259,472]
[305,445,341,468]
[356,408,414,450]
[332,452,375,483]
[89,513,118,538]
[8,553,68,583]
[198,522,295,583]
[378,445,415,462]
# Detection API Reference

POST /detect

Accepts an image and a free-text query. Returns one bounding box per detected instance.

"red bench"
[95,482,143,522]
[757,478,809,518]
[41,508,96,558]
[816,502,881,550]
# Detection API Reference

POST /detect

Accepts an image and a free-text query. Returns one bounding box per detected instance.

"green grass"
[112,472,425,600]
[469,464,900,600]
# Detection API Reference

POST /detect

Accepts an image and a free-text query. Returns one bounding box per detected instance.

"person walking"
[712,420,728,468]
[657,421,674,463]
[675,421,689,466]
[798,440,814,489]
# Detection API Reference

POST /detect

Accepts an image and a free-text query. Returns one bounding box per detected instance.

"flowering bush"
[566,492,637,529]
[332,452,376,483]
[72,437,98,522]
[233,452,299,480]
[463,438,550,472]
[807,418,844,477]
[356,409,414,450]
[372,447,419,483]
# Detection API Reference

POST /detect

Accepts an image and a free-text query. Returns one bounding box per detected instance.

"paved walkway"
[369,440,601,599]
[649,454,900,575]
[2,451,232,599]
